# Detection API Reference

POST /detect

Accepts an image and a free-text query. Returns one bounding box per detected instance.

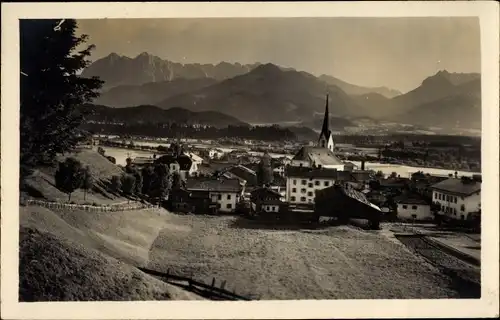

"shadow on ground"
[228,215,341,231]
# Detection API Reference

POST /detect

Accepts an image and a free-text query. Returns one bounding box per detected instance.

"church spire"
[319,94,330,142]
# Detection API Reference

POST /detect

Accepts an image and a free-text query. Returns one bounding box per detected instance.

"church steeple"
[319,94,330,142]
[317,94,335,152]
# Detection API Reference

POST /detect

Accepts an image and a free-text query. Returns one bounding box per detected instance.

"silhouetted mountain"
[395,94,481,129]
[319,74,402,98]
[93,78,217,108]
[81,104,248,128]
[391,70,480,114]
[157,63,363,123]
[81,52,261,89]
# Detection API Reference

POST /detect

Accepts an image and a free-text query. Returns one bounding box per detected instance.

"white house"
[394,195,432,221]
[186,178,244,213]
[431,177,481,221]
[285,166,353,205]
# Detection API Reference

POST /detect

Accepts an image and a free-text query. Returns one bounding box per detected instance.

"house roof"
[185,178,242,193]
[286,166,361,181]
[431,178,481,196]
[394,194,429,205]
[292,146,343,167]
[286,166,339,179]
[225,165,258,186]
[261,199,284,205]
[250,187,282,199]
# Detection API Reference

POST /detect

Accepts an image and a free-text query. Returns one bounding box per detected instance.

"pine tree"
[54,158,84,202]
[81,166,94,201]
[20,19,103,179]
[121,174,136,203]
[257,153,274,187]
[110,175,122,194]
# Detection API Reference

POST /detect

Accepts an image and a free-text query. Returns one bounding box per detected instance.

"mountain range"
[81,52,261,90]
[82,52,481,131]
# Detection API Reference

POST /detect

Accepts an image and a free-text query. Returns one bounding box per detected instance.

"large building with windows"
[431,177,481,221]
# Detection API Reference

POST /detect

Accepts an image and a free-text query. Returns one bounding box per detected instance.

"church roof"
[292,146,343,166]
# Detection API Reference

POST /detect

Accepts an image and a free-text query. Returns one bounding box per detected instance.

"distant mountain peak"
[253,63,282,74]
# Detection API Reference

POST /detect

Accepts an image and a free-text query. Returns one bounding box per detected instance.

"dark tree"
[141,165,155,196]
[257,154,274,187]
[54,158,84,202]
[97,147,106,156]
[149,164,171,201]
[81,166,94,201]
[133,170,143,195]
[121,174,136,202]
[110,175,122,194]
[172,172,184,190]
[20,19,103,179]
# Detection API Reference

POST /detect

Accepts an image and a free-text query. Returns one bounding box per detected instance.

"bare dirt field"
[147,213,466,299]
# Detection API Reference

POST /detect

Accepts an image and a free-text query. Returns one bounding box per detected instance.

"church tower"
[317,94,335,153]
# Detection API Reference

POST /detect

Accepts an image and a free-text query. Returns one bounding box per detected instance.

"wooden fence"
[137,267,253,301]
[23,199,160,213]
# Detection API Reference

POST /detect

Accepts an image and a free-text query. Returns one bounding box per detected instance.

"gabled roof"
[286,166,339,179]
[185,178,242,193]
[394,193,429,205]
[292,146,343,166]
[431,178,481,196]
[250,187,282,199]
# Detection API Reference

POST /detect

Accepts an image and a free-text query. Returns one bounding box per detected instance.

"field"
[146,214,466,299]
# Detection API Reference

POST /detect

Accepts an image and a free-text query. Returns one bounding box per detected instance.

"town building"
[394,194,432,221]
[431,176,481,221]
[250,187,284,213]
[285,166,359,206]
[315,184,382,229]
[171,178,244,214]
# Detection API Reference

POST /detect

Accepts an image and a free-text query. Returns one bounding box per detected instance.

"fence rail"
[23,199,160,213]
[137,267,253,301]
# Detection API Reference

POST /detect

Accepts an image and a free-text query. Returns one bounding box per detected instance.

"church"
[285,94,354,206]
[289,94,344,171]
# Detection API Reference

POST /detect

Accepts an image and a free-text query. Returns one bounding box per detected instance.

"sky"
[77,17,480,93]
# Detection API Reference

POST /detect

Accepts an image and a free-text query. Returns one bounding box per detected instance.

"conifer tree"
[20,19,103,179]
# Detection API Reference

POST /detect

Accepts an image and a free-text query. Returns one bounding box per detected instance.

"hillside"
[158,63,364,123]
[93,78,218,108]
[395,94,481,129]
[82,104,248,128]
[19,226,204,301]
[319,74,402,98]
[81,52,261,89]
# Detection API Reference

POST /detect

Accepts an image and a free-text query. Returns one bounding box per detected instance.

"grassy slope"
[19,226,204,301]
[147,214,463,299]
[20,205,169,266]
[22,148,127,204]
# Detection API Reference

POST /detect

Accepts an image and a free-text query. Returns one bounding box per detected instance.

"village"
[89,97,482,233]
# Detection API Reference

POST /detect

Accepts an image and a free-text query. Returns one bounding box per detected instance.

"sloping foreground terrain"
[19,226,203,301]
[19,205,204,301]
[146,214,469,299]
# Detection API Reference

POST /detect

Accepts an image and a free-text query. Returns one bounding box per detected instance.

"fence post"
[211,277,216,288]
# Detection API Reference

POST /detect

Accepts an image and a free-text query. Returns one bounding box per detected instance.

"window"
[411,214,417,219]
[293,179,297,185]
[315,181,320,186]
[301,188,306,193]
[307,192,313,196]
[438,194,442,200]
[453,208,457,215]
[412,205,418,210]
[300,197,306,202]
[217,194,221,200]
[301,180,307,185]
[402,205,408,209]
[434,193,438,199]
[461,204,465,211]
[292,188,297,193]
[226,203,232,209]
[454,197,457,203]
[216,203,221,209]
[291,196,296,201]
[227,194,231,200]
[308,183,313,188]
[324,181,329,187]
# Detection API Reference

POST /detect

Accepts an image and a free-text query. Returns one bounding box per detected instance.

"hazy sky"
[77,17,480,93]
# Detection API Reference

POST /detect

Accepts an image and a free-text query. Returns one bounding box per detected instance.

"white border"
[1,2,499,319]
